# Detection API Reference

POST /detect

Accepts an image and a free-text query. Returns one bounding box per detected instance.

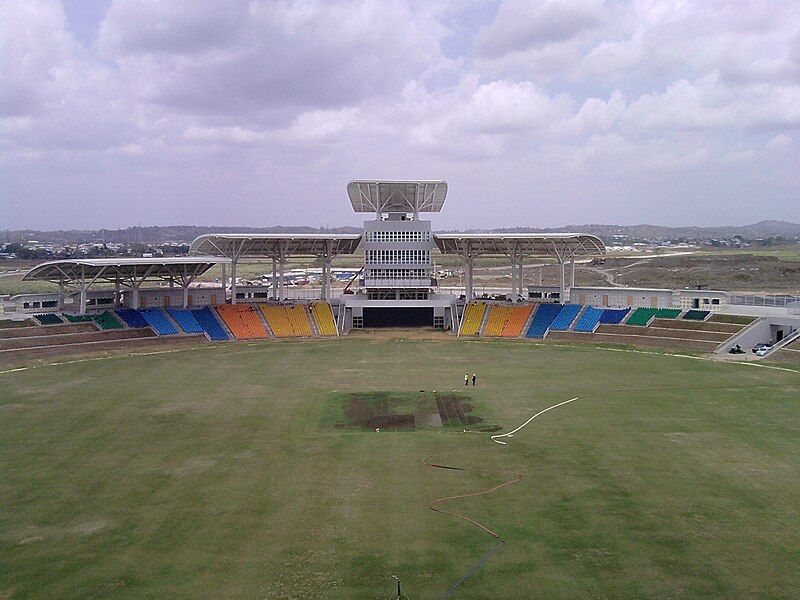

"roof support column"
[114,278,121,307]
[271,257,277,300]
[518,261,525,301]
[58,281,65,311]
[230,257,237,305]
[131,287,140,309]
[182,283,189,308]
[220,263,227,297]
[322,258,332,300]
[558,261,566,304]
[465,251,474,301]
[278,244,286,301]
[570,258,576,288]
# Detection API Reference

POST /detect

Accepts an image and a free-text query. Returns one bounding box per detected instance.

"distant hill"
[457,220,800,240]
[3,221,799,245]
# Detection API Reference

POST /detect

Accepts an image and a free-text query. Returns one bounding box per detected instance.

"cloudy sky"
[2,0,799,230]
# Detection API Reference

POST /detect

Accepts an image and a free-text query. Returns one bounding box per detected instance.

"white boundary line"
[491,397,579,445]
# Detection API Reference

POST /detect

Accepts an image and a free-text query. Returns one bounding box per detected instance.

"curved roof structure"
[433,233,605,259]
[347,180,448,214]
[23,257,227,284]
[189,233,362,259]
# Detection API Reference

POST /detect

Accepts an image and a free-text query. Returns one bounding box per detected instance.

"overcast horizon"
[2,0,799,231]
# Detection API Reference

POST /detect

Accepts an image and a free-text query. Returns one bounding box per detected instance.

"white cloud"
[475,0,604,58]
[2,0,800,228]
[621,73,800,132]
[767,133,791,148]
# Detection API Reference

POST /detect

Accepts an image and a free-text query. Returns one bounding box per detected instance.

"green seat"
[94,311,123,330]
[63,314,94,323]
[654,308,681,319]
[626,307,658,326]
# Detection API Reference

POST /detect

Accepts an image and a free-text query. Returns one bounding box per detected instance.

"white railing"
[729,294,800,308]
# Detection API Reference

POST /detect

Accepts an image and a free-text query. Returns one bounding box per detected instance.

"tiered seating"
[62,314,94,323]
[525,304,562,338]
[115,308,149,328]
[599,308,630,324]
[626,307,659,326]
[260,305,293,337]
[94,311,123,330]
[501,305,533,338]
[191,307,229,341]
[654,308,681,319]
[259,305,313,337]
[34,313,63,325]
[140,309,178,335]
[548,304,582,332]
[310,302,337,336]
[683,309,710,320]
[573,307,604,333]
[484,305,514,337]
[215,305,268,340]
[286,305,313,336]
[460,302,487,336]
[167,308,204,334]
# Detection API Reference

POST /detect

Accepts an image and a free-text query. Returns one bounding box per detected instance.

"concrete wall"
[569,286,674,308]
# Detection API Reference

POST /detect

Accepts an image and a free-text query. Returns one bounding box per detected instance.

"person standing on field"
[472,373,477,386]
[464,373,469,386]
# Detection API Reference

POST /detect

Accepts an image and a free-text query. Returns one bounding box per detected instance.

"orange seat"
[501,305,534,337]
[215,305,268,339]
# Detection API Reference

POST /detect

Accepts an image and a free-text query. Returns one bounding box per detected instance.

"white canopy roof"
[347,180,448,214]
[434,233,605,260]
[23,257,227,284]
[189,233,363,260]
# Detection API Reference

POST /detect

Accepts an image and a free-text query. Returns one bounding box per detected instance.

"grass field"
[3,338,800,598]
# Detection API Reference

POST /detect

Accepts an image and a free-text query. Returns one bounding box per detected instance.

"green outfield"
[2,338,800,598]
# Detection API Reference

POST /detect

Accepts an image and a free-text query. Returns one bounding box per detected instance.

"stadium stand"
[626,307,659,326]
[215,304,269,340]
[140,309,178,335]
[94,311,123,330]
[501,304,534,338]
[260,305,293,337]
[286,305,314,336]
[310,302,338,336]
[191,307,229,341]
[167,308,204,334]
[599,307,630,324]
[62,314,95,323]
[573,306,604,333]
[548,304,582,332]
[259,305,314,337]
[115,308,150,329]
[654,308,682,319]
[683,309,710,320]
[460,301,487,336]
[484,305,514,337]
[0,327,156,351]
[0,322,96,339]
[525,303,562,338]
[34,313,63,325]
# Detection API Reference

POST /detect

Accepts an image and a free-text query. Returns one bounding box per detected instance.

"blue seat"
[140,309,178,335]
[167,308,204,334]
[573,307,604,333]
[115,308,149,328]
[191,307,229,341]
[548,304,582,331]
[525,304,563,338]
[599,308,630,324]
